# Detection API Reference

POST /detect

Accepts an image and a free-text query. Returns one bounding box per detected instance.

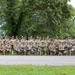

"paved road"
[0,56,75,66]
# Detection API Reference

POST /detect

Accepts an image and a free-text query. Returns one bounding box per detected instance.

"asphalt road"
[0,56,75,66]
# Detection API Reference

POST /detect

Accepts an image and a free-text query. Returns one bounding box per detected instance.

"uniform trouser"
[11,45,14,55]
[26,50,31,55]
[59,50,65,55]
[40,47,46,55]
[0,50,4,55]
[50,50,55,55]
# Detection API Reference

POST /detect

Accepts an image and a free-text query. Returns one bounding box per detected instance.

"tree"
[0,0,74,38]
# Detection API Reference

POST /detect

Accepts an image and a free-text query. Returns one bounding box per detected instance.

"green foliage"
[0,0,74,38]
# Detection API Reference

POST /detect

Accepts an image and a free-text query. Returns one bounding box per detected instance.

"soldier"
[0,36,4,45]
[14,42,20,55]
[34,36,41,55]
[26,41,33,55]
[45,36,51,48]
[21,36,27,46]
[68,42,73,55]
[0,43,5,55]
[67,42,72,55]
[15,36,19,44]
[10,36,16,55]
[59,42,65,55]
[45,36,51,55]
[67,37,74,45]
[5,42,11,54]
[20,42,26,55]
[40,37,47,55]
[4,36,10,45]
[49,41,56,55]
[29,36,34,43]
[21,36,24,42]
[70,43,75,55]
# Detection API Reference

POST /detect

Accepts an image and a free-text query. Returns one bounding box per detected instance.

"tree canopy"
[0,0,75,38]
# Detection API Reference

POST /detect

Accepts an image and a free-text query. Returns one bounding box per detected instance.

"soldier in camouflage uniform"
[5,42,11,55]
[40,37,47,55]
[34,36,41,55]
[49,41,56,55]
[10,36,16,55]
[0,43,5,55]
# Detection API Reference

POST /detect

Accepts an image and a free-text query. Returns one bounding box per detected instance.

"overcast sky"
[68,0,75,8]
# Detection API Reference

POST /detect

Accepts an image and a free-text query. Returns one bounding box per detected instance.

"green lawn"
[0,65,75,75]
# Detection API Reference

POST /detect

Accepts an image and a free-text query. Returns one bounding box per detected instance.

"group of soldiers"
[0,36,75,55]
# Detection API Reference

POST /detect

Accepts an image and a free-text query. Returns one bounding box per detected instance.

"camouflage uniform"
[5,43,11,54]
[10,36,16,55]
[49,41,56,55]
[0,43,4,54]
[26,40,33,55]
[59,42,65,55]
[40,39,47,55]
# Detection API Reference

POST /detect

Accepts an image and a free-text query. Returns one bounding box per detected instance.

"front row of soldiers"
[0,36,75,55]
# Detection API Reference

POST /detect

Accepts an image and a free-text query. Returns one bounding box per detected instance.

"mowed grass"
[0,65,75,75]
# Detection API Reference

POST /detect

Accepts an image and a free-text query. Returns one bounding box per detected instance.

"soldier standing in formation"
[0,36,75,55]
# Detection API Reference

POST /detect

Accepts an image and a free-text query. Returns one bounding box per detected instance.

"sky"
[68,0,75,8]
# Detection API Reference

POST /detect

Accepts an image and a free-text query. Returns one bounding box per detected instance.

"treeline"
[0,0,75,38]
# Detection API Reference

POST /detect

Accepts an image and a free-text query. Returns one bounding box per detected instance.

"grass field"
[0,65,75,75]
